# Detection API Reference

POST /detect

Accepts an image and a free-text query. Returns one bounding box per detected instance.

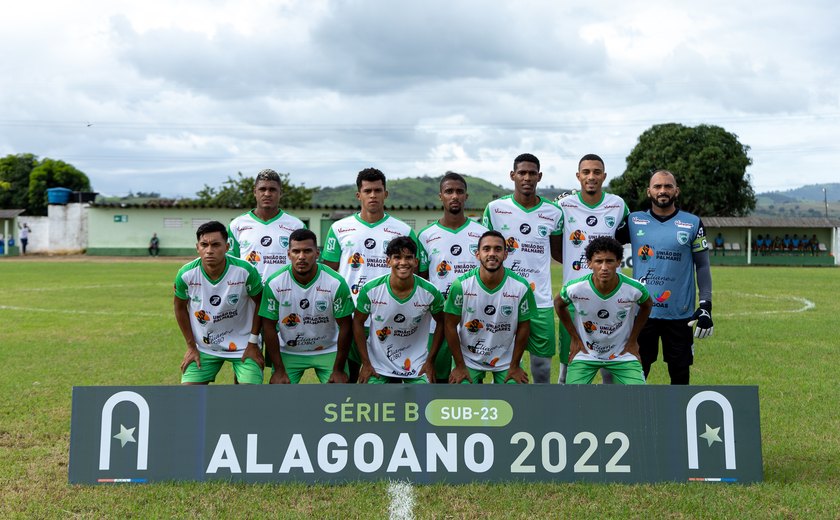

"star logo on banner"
[113,424,136,448]
[699,424,722,447]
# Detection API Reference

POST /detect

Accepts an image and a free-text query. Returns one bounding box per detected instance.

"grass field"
[1,258,839,518]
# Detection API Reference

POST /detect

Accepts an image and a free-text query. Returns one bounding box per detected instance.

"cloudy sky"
[2,0,838,198]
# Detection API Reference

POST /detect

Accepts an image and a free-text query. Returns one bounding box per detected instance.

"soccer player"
[321,168,427,382]
[555,237,651,385]
[259,229,354,384]
[556,153,629,384]
[229,168,306,281]
[445,230,534,384]
[418,171,488,382]
[482,153,563,384]
[620,170,714,385]
[354,236,444,384]
[174,221,264,385]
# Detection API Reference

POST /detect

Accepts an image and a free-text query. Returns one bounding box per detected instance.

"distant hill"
[759,183,840,203]
[754,183,840,219]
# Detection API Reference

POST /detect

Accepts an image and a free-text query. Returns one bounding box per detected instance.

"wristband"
[248,333,260,345]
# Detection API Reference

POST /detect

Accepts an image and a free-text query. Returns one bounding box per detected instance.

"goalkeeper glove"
[687,300,714,339]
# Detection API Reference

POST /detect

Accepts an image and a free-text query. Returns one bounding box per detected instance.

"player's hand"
[419,361,437,384]
[327,369,349,384]
[357,363,376,384]
[180,345,200,373]
[448,365,472,384]
[269,370,290,384]
[242,342,265,369]
[505,366,529,384]
[568,338,586,364]
[620,340,641,362]
[687,300,714,339]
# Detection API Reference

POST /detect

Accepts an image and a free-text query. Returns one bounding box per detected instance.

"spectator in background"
[783,234,791,252]
[713,233,725,256]
[18,223,30,255]
[810,234,820,255]
[791,234,801,253]
[800,234,810,254]
[754,234,763,255]
[149,233,160,256]
[772,235,783,255]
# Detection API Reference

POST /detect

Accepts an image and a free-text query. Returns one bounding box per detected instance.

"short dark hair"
[585,236,623,262]
[578,154,605,169]
[649,168,675,179]
[478,230,506,249]
[356,168,386,190]
[385,236,417,257]
[513,153,540,171]
[439,171,467,192]
[254,168,282,187]
[196,221,228,242]
[289,228,317,247]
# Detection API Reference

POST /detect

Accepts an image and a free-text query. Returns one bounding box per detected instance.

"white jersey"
[356,274,444,378]
[259,264,354,355]
[320,213,426,302]
[557,192,628,283]
[174,256,262,359]
[444,268,535,371]
[482,195,563,308]
[229,210,306,281]
[559,273,649,362]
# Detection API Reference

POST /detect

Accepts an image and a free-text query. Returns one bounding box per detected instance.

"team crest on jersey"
[583,321,597,333]
[382,240,390,251]
[282,313,301,327]
[637,245,654,261]
[194,310,211,325]
[538,225,549,237]
[465,319,484,333]
[505,237,519,254]
[348,253,365,269]
[316,300,328,312]
[606,216,616,228]
[617,310,628,320]
[436,261,452,278]
[469,243,478,255]
[246,251,261,264]
[501,305,513,317]
[412,314,423,324]
[569,230,586,246]
[227,294,239,305]
[279,237,289,248]
[677,231,690,245]
[376,327,392,341]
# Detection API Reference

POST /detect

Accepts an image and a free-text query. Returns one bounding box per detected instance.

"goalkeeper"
[616,169,714,385]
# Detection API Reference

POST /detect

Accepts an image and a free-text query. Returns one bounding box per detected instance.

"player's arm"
[689,220,714,339]
[329,315,353,384]
[420,311,445,382]
[506,319,530,384]
[242,293,266,370]
[550,234,563,263]
[554,290,585,364]
[353,310,375,384]
[258,280,286,383]
[622,296,652,361]
[409,230,427,274]
[444,313,471,384]
[174,295,201,372]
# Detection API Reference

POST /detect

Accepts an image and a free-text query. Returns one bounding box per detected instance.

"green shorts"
[367,374,429,384]
[278,351,343,384]
[428,334,453,381]
[181,351,263,385]
[558,306,575,365]
[566,360,646,385]
[527,307,557,358]
[461,367,519,384]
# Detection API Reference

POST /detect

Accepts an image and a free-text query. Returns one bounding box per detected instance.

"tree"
[28,159,92,215]
[608,123,756,216]
[195,172,318,208]
[0,153,39,210]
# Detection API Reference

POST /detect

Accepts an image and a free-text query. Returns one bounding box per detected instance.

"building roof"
[89,201,471,211]
[702,216,840,228]
[0,209,25,219]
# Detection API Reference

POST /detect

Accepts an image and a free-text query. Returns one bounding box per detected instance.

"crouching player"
[174,221,264,384]
[554,236,651,384]
[444,230,534,384]
[259,229,354,383]
[354,236,445,384]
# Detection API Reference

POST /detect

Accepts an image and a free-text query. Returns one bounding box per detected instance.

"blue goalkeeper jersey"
[627,210,707,320]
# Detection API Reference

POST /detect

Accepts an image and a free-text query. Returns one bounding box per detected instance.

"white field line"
[388,480,415,520]
[716,292,815,317]
[0,305,168,318]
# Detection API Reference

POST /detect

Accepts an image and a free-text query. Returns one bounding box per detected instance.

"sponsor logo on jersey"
[394,313,406,323]
[631,216,650,225]
[637,245,654,261]
[500,224,510,231]
[677,231,690,245]
[597,309,610,319]
[654,290,671,303]
[505,237,519,254]
[493,208,513,215]
[436,260,452,277]
[246,251,261,264]
[351,276,367,295]
[364,238,377,249]
[316,300,328,312]
[484,305,496,315]
[454,293,464,307]
[376,327,392,341]
[210,295,221,306]
[537,212,556,222]
[194,310,211,325]
[450,244,462,256]
[227,294,239,305]
[348,253,365,269]
[586,216,598,226]
[383,227,404,236]
[300,299,310,309]
[326,237,337,251]
[567,215,577,223]
[282,313,301,327]
[337,227,356,233]
[261,236,272,247]
[636,229,645,236]
[465,319,484,333]
[520,223,531,234]
[267,299,277,312]
[529,282,535,292]
[570,230,586,246]
[605,216,616,228]
[674,220,694,229]
[583,321,597,333]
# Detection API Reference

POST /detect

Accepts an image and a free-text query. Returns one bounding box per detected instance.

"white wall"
[47,203,87,253]
[17,216,49,253]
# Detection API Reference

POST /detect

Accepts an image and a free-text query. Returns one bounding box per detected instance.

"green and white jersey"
[259,264,354,355]
[320,213,427,302]
[559,273,649,362]
[482,195,563,308]
[174,256,262,359]
[444,268,535,371]
[556,192,628,283]
[229,210,306,281]
[356,275,444,378]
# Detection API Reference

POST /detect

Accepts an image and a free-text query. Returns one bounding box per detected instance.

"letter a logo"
[99,391,150,471]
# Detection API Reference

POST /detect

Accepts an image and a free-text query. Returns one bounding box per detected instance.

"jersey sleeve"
[443,276,464,315]
[429,285,445,314]
[519,286,536,322]
[245,264,263,296]
[481,205,493,230]
[173,272,188,300]
[258,280,280,321]
[320,225,341,263]
[692,218,709,253]
[559,282,572,305]
[549,201,564,235]
[409,229,428,272]
[637,284,650,304]
[333,279,355,319]
[355,284,372,315]
[228,222,240,258]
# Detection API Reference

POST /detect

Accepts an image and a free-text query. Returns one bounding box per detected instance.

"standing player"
[555,237,651,385]
[445,230,534,384]
[418,171,487,382]
[556,153,629,384]
[354,236,444,384]
[482,153,563,383]
[259,229,354,384]
[321,168,427,381]
[229,168,306,282]
[174,221,264,385]
[620,170,714,384]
